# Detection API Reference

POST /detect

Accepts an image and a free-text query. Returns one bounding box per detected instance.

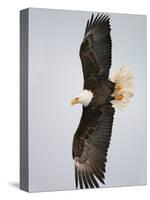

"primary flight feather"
[70,13,133,189]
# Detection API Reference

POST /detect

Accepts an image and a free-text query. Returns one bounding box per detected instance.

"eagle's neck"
[79,89,94,107]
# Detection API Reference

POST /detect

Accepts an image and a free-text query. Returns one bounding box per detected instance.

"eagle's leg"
[108,95,123,102]
[113,83,123,100]
[115,94,123,100]
[114,83,122,91]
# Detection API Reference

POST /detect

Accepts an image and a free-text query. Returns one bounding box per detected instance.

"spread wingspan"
[72,13,115,189]
[72,104,115,188]
[80,13,112,86]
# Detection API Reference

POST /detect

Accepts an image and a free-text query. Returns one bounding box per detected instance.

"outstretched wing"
[72,104,115,189]
[80,13,112,86]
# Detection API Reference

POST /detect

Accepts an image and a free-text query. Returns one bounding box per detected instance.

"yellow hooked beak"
[70,97,80,106]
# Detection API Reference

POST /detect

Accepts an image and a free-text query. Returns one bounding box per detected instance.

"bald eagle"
[70,13,134,189]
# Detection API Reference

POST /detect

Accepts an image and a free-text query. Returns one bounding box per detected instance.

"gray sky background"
[28,8,147,192]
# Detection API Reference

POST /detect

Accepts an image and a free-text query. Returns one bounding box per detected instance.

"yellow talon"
[115,84,122,91]
[115,95,123,101]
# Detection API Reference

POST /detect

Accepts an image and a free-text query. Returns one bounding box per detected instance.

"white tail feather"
[110,65,134,110]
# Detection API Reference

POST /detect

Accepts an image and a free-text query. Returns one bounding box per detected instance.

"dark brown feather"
[82,171,89,189]
[73,104,115,188]
[85,172,95,188]
[72,13,115,189]
[78,170,83,189]
[80,13,112,83]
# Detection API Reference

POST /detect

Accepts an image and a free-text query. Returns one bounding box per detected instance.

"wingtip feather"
[84,13,110,36]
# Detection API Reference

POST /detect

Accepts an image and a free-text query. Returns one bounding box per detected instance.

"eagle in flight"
[70,13,134,189]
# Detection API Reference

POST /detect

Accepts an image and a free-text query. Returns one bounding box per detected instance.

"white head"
[71,89,94,107]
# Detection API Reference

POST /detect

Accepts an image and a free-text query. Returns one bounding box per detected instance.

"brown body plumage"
[72,13,116,189]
